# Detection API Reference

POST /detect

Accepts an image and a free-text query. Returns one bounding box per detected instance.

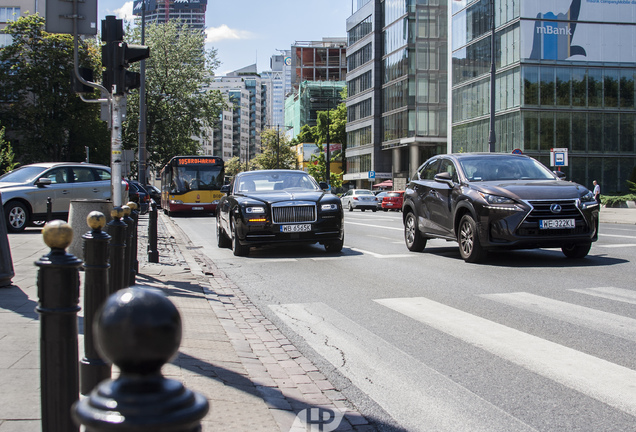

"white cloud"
[114,1,135,21]
[205,25,255,43]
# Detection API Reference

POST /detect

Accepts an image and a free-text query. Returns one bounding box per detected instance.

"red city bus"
[160,156,225,215]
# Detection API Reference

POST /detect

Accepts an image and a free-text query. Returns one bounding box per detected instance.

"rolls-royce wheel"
[231,220,249,257]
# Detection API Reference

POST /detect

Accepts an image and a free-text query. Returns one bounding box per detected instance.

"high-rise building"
[0,1,32,46]
[291,38,348,92]
[205,65,266,165]
[451,0,636,192]
[133,0,207,30]
[344,0,636,192]
[344,0,448,189]
[261,51,292,129]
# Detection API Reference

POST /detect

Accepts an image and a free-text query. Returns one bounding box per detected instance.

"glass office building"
[451,0,636,192]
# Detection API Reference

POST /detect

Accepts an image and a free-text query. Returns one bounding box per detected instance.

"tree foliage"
[0,14,110,164]
[0,126,18,174]
[121,21,225,177]
[296,88,347,188]
[251,128,298,170]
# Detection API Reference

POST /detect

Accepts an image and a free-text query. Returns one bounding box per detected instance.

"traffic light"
[112,42,150,95]
[101,16,123,93]
[100,15,150,95]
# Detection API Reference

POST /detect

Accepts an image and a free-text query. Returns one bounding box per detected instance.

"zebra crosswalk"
[270,287,636,431]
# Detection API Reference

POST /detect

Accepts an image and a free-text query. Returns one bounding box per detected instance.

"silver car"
[341,189,379,212]
[0,162,122,232]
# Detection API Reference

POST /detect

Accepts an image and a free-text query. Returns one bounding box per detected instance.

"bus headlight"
[169,199,184,205]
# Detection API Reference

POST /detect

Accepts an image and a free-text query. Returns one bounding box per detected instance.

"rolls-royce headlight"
[321,203,338,211]
[245,206,265,214]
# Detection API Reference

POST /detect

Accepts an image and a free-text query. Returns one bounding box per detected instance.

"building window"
[348,15,372,46]
[0,7,20,22]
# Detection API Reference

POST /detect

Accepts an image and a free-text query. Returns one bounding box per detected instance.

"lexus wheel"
[458,214,485,263]
[561,242,591,259]
[404,211,426,252]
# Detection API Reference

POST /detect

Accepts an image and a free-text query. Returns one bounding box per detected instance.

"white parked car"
[1,162,125,232]
[340,189,379,212]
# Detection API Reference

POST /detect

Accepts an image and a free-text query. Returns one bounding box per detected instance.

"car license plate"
[281,224,311,233]
[539,219,575,229]
[192,206,204,210]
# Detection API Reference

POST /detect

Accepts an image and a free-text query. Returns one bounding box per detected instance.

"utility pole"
[138,1,147,186]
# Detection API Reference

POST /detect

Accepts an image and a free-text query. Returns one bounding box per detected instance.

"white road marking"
[481,291,636,342]
[271,302,537,432]
[345,221,402,231]
[569,287,636,305]
[375,297,636,417]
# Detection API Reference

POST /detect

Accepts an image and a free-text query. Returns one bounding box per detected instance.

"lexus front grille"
[517,199,589,236]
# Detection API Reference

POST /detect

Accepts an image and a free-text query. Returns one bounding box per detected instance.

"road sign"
[369,171,376,179]
[46,0,97,35]
[550,148,569,167]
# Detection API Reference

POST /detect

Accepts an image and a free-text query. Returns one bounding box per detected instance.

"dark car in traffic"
[126,179,150,214]
[216,170,344,256]
[402,153,600,263]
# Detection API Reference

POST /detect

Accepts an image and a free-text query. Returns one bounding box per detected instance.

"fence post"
[105,207,126,294]
[148,201,159,263]
[72,287,209,431]
[122,205,135,287]
[127,201,139,279]
[80,211,112,395]
[0,191,14,287]
[35,220,81,432]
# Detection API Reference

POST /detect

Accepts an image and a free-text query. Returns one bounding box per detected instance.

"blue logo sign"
[369,171,376,179]
[529,0,586,60]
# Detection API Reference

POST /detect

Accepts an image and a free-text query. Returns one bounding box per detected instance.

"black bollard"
[0,191,14,287]
[148,200,159,263]
[35,220,82,432]
[46,197,52,222]
[127,201,139,277]
[122,205,135,287]
[80,211,112,395]
[72,287,209,431]
[105,207,126,294]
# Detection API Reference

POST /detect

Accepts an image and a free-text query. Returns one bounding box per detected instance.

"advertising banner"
[521,0,636,62]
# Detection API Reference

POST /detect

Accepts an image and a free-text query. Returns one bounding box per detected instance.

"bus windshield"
[170,165,224,194]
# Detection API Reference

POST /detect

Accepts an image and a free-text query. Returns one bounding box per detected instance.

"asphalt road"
[173,210,636,432]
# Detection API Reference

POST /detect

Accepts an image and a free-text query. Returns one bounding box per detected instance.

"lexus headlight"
[321,203,338,211]
[480,193,515,205]
[245,206,265,214]
[580,191,595,203]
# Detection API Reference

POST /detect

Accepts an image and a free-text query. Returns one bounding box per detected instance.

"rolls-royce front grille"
[272,204,316,224]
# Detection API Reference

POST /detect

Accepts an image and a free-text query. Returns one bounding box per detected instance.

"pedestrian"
[593,180,601,205]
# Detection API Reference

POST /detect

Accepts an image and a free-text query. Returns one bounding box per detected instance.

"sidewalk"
[0,212,374,432]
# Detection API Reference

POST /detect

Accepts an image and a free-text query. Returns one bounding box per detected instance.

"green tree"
[121,21,225,176]
[224,156,247,177]
[251,128,298,170]
[0,126,18,174]
[0,14,110,164]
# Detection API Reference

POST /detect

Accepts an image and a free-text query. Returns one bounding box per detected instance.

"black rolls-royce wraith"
[216,170,344,256]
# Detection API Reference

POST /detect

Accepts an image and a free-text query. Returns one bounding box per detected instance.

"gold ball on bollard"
[42,220,73,250]
[111,207,124,219]
[127,202,138,211]
[87,211,106,230]
[122,205,131,217]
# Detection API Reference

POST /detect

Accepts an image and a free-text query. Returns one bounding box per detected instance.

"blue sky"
[99,0,353,76]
